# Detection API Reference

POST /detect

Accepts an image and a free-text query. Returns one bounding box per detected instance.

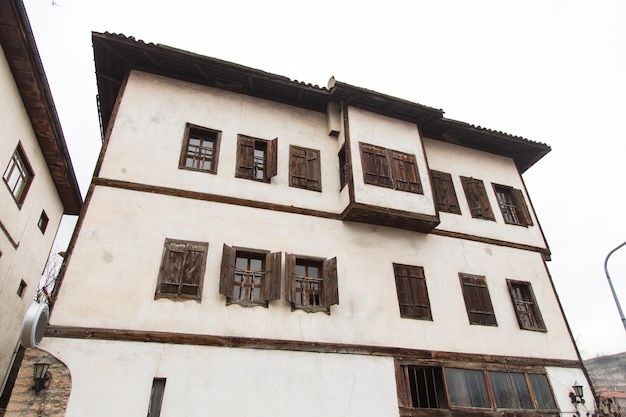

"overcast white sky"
[21,0,626,359]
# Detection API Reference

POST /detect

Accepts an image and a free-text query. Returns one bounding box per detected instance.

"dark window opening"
[338,144,347,190]
[179,124,221,174]
[147,378,166,417]
[493,183,533,226]
[38,210,49,233]
[17,279,27,298]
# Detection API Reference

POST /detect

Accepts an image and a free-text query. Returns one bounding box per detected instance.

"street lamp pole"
[604,241,626,332]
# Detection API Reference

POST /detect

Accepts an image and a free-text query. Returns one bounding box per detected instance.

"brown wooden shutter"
[360,143,393,188]
[511,188,533,226]
[236,136,255,178]
[180,243,207,298]
[264,251,282,302]
[219,244,236,298]
[306,148,321,191]
[266,137,278,179]
[159,241,186,294]
[323,257,339,307]
[431,170,461,214]
[393,263,432,320]
[390,151,422,194]
[284,253,295,303]
[461,176,495,220]
[289,146,307,188]
[459,273,497,326]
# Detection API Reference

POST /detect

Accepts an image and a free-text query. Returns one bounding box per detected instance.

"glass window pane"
[249,259,262,271]
[489,371,533,409]
[295,265,305,276]
[445,368,490,408]
[235,257,247,269]
[529,374,557,410]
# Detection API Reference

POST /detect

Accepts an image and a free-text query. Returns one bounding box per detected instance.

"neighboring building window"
[3,143,34,207]
[155,239,208,301]
[430,170,461,214]
[507,280,546,331]
[236,135,277,182]
[459,273,497,326]
[289,145,321,191]
[396,363,558,414]
[393,263,432,320]
[445,368,491,408]
[285,254,338,314]
[359,143,423,194]
[179,124,221,174]
[396,365,447,409]
[38,210,49,233]
[492,183,533,226]
[17,279,27,298]
[219,244,281,307]
[147,378,166,417]
[460,176,495,220]
[338,144,347,190]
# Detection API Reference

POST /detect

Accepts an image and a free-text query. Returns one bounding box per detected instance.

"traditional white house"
[41,32,594,417]
[0,0,82,407]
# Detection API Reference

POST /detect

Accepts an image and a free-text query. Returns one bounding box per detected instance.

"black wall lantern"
[569,382,585,404]
[33,357,52,393]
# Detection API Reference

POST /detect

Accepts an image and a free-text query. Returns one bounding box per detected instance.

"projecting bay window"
[395,361,559,416]
[430,170,461,214]
[179,124,221,174]
[393,263,432,320]
[493,183,533,226]
[459,273,497,326]
[461,176,495,220]
[236,135,277,182]
[3,142,34,207]
[359,143,423,194]
[289,145,321,191]
[285,254,338,314]
[219,244,281,307]
[507,280,546,331]
[155,239,208,301]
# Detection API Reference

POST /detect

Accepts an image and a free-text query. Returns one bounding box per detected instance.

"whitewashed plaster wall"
[424,138,548,249]
[0,44,65,386]
[347,106,437,217]
[52,185,577,360]
[42,338,399,417]
[99,71,344,211]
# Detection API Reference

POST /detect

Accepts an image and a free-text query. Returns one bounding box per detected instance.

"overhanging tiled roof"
[92,32,550,173]
[0,0,82,214]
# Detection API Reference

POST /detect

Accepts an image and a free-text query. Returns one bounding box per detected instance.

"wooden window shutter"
[158,241,187,295]
[263,251,282,302]
[461,176,495,220]
[284,253,295,303]
[180,243,206,298]
[306,148,321,191]
[219,244,236,298]
[390,151,422,194]
[511,188,533,226]
[289,146,307,188]
[236,136,255,178]
[360,143,393,188]
[323,256,339,307]
[393,263,432,320]
[431,170,461,214]
[459,273,497,326]
[266,137,278,179]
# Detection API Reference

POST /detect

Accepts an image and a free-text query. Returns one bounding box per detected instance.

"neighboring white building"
[0,0,82,406]
[42,32,593,417]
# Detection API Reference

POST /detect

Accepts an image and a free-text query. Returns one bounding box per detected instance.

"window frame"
[492,183,534,227]
[285,253,338,314]
[219,244,281,308]
[3,142,34,208]
[235,134,278,182]
[459,273,497,326]
[507,279,546,332]
[430,170,461,214]
[392,263,432,321]
[178,123,221,174]
[154,239,208,302]
[338,144,347,191]
[460,176,495,221]
[38,210,49,234]
[289,145,322,192]
[359,142,423,194]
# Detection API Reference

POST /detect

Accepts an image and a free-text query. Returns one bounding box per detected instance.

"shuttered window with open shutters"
[285,254,338,314]
[236,134,278,182]
[492,183,534,227]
